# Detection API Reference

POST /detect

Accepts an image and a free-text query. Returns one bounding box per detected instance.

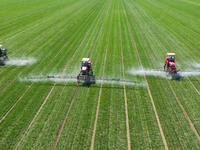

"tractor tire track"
[14,82,57,150]
[0,1,103,123]
[118,5,131,150]
[90,6,113,150]
[167,80,200,142]
[0,1,93,75]
[51,83,79,150]
[132,2,200,94]
[123,1,169,149]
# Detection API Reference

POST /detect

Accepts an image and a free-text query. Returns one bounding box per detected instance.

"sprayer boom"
[26,75,139,84]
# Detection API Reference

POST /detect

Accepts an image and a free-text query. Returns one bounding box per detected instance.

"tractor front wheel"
[4,56,8,61]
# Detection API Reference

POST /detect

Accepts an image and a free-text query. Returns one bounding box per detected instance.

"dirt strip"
[167,80,200,142]
[0,65,29,92]
[14,82,56,150]
[90,6,113,150]
[118,5,131,150]
[185,76,200,95]
[122,2,169,149]
[51,83,79,150]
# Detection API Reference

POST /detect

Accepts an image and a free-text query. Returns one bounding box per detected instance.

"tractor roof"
[167,53,175,56]
[82,58,90,62]
[0,45,2,48]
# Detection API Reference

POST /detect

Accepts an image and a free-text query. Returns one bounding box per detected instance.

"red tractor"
[164,53,182,80]
[164,53,176,71]
[77,58,95,84]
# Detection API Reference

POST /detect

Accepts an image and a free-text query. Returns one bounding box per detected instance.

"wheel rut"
[122,1,169,149]
[90,6,113,150]
[118,5,131,150]
[167,80,200,142]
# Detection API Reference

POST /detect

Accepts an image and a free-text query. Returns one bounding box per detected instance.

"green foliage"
[0,0,199,149]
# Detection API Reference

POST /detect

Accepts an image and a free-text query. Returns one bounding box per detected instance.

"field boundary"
[122,2,169,149]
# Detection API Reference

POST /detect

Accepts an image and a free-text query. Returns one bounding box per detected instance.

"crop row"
[0,0,199,149]
[0,0,106,149]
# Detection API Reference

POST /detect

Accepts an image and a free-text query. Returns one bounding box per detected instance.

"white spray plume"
[128,68,167,78]
[95,79,145,86]
[6,58,36,66]
[191,63,200,69]
[180,71,200,76]
[20,76,144,86]
[20,77,77,83]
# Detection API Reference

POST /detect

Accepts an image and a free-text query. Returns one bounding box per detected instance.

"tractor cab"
[81,58,92,75]
[77,58,95,84]
[166,53,175,63]
[0,45,8,64]
[82,58,90,66]
[164,53,176,71]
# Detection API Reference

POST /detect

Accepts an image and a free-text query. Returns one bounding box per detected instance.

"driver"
[169,56,173,62]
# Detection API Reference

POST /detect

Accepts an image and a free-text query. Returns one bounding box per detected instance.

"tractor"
[77,58,95,84]
[0,45,8,64]
[164,53,182,80]
[27,58,139,85]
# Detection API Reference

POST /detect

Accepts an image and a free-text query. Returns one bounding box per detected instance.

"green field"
[0,0,200,149]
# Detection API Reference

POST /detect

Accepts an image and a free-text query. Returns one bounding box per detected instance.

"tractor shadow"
[32,82,140,90]
[0,61,6,66]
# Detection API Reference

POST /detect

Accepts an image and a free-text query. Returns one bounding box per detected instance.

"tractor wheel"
[4,56,8,61]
